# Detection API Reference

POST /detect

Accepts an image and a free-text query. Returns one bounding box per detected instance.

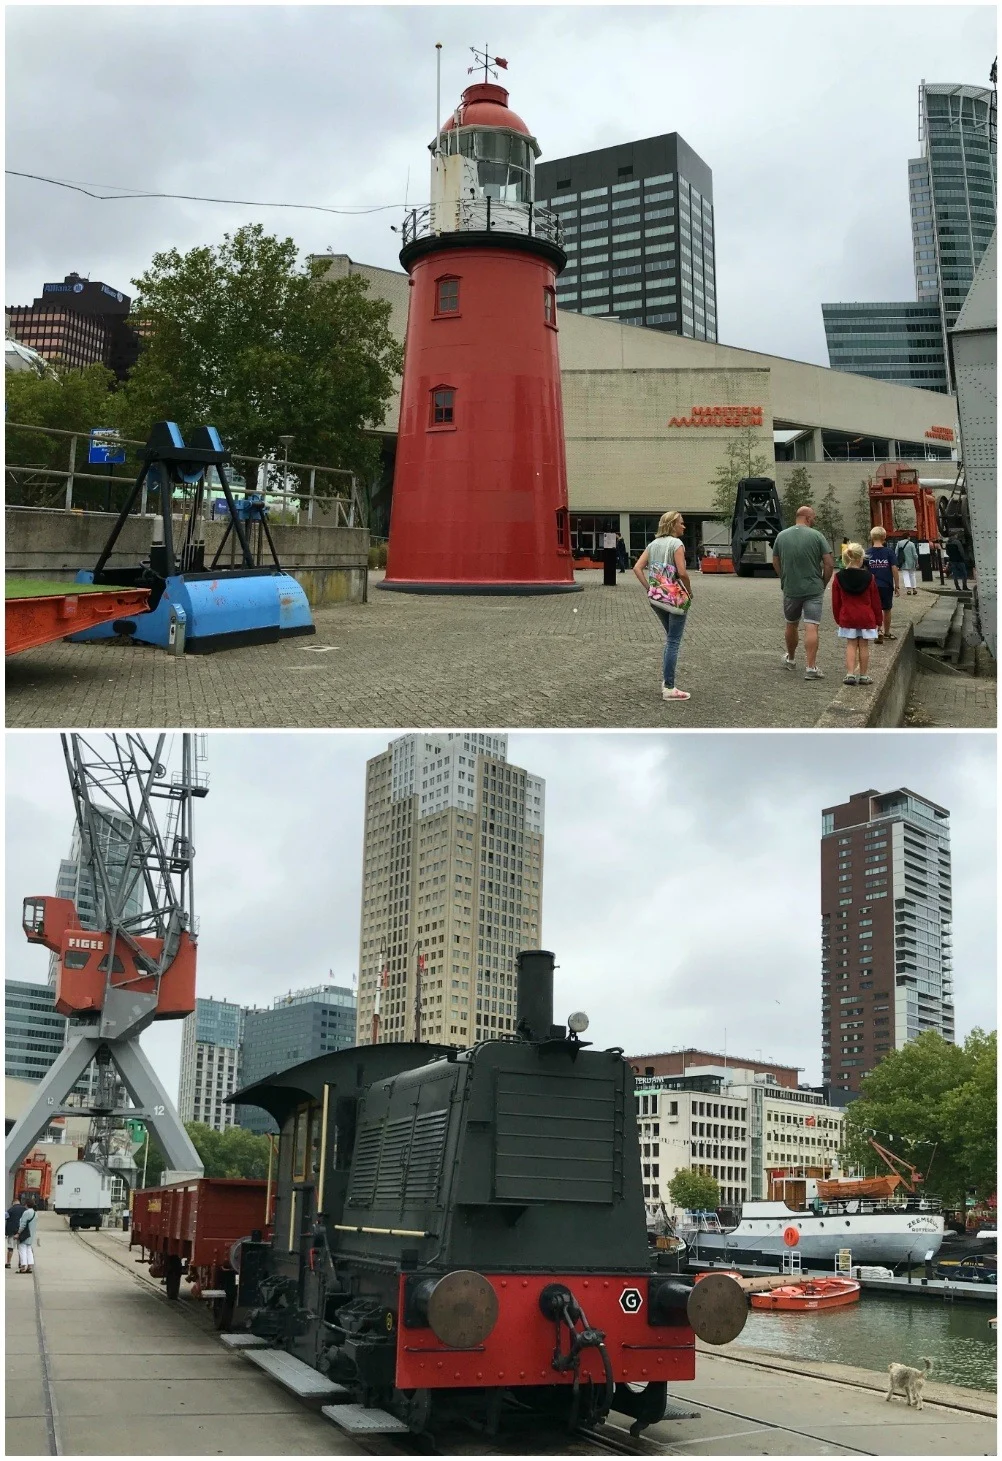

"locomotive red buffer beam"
[396,1269,747,1405]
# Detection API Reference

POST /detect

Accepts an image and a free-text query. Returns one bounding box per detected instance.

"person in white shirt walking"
[16,1199,37,1274]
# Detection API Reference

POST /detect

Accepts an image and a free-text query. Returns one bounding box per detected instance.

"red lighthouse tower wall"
[385,244,575,590]
[384,247,576,591]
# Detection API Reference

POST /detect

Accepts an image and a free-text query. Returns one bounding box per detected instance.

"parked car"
[935,1253,997,1284]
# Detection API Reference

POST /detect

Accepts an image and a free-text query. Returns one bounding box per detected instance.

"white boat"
[679,1198,944,1266]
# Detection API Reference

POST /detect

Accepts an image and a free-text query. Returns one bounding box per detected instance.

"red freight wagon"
[131,1177,272,1330]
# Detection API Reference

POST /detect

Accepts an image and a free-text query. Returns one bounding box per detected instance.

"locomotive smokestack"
[516,949,555,1040]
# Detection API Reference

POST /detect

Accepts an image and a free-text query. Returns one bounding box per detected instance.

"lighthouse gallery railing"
[402,199,564,249]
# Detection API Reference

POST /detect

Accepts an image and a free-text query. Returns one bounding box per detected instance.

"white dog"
[886,1357,932,1410]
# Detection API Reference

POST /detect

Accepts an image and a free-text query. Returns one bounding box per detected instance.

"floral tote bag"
[646,535,691,615]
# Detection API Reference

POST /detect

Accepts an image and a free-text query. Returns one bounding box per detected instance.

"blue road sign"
[88,428,126,466]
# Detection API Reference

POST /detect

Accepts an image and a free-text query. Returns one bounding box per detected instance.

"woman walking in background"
[633,511,692,702]
[16,1198,37,1274]
[898,536,920,594]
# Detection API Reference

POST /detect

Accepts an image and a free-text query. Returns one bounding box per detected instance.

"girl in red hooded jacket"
[832,542,883,685]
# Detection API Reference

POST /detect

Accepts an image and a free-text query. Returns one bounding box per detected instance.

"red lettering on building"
[667,405,764,428]
[925,425,955,442]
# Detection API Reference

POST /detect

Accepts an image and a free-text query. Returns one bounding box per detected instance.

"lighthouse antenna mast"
[435,42,443,155]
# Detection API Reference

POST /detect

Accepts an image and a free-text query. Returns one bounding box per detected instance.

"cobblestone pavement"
[905,669,998,728]
[6,570,936,730]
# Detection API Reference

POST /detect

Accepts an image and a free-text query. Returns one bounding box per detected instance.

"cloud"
[5,6,993,365]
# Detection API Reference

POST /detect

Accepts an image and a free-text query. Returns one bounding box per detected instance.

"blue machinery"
[72,422,314,654]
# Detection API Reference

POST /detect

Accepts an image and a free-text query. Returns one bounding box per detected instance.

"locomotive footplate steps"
[220,1332,269,1348]
[322,1404,410,1435]
[245,1347,349,1397]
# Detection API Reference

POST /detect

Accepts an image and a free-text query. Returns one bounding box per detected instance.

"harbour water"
[735,1291,997,1392]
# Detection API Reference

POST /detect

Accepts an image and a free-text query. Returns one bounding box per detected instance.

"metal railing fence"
[5,422,366,529]
[401,198,563,249]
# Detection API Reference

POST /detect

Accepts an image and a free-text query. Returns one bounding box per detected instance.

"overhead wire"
[6,170,407,215]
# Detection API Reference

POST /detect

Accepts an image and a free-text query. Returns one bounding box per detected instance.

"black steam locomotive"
[229,951,747,1436]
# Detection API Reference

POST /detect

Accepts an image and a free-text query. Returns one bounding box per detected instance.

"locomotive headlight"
[568,1011,590,1034]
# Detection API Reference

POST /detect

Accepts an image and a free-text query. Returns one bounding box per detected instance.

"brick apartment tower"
[356,735,544,1048]
[821,788,955,1094]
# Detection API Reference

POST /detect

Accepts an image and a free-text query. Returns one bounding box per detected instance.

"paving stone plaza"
[6,570,959,730]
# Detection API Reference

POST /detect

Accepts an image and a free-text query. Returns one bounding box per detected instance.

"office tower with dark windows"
[824,80,996,394]
[356,735,544,1050]
[820,789,954,1096]
[5,980,69,1083]
[235,984,358,1134]
[6,273,141,379]
[535,133,716,339]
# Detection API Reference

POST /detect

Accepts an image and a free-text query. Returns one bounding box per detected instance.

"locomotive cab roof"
[226,1040,454,1126]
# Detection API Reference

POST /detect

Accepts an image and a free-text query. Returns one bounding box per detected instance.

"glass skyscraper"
[824,79,996,394]
[535,133,716,340]
[914,81,997,382]
[821,301,950,392]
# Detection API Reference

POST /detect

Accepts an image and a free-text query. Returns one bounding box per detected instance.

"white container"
[51,1161,113,1230]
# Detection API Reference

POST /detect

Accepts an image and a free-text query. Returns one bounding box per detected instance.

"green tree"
[853,479,873,543]
[118,224,403,485]
[779,465,814,530]
[5,364,122,506]
[710,428,773,521]
[842,1030,996,1207]
[815,484,844,549]
[667,1167,721,1212]
[134,1122,273,1188]
[187,1123,273,1179]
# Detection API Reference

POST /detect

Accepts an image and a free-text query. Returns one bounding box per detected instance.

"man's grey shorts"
[783,594,824,624]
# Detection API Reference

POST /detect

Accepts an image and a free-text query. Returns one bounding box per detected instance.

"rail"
[401,198,564,249]
[5,421,366,529]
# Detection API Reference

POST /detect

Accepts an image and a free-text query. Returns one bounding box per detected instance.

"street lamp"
[277,434,294,504]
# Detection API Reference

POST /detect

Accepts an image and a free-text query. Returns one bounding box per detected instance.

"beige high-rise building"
[357,734,544,1048]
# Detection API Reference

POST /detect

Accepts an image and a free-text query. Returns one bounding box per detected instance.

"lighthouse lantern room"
[382,53,579,593]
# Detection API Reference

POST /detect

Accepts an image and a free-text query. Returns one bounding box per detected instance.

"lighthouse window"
[435,278,460,315]
[543,287,557,327]
[431,389,455,425]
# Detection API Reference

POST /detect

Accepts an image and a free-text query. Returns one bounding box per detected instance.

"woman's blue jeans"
[651,605,688,688]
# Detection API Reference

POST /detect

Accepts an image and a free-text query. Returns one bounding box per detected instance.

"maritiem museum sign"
[668,404,765,428]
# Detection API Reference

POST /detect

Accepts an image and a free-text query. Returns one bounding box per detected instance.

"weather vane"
[468,45,508,83]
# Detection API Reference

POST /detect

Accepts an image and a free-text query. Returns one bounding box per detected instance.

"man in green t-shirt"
[771,506,835,679]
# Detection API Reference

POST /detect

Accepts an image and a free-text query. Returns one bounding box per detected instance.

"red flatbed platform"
[5,579,151,656]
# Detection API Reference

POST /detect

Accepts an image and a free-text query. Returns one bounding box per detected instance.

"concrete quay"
[5,1215,363,1456]
[6,1214,996,1457]
[6,569,940,730]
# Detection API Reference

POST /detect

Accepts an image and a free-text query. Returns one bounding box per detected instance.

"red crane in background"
[6,734,208,1200]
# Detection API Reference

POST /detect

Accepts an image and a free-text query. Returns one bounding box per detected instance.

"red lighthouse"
[382,60,579,594]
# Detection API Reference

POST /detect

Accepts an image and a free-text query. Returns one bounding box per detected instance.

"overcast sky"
[5,6,994,365]
[6,730,995,1102]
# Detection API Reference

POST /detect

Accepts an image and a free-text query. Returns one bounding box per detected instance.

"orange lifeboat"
[750,1277,861,1311]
